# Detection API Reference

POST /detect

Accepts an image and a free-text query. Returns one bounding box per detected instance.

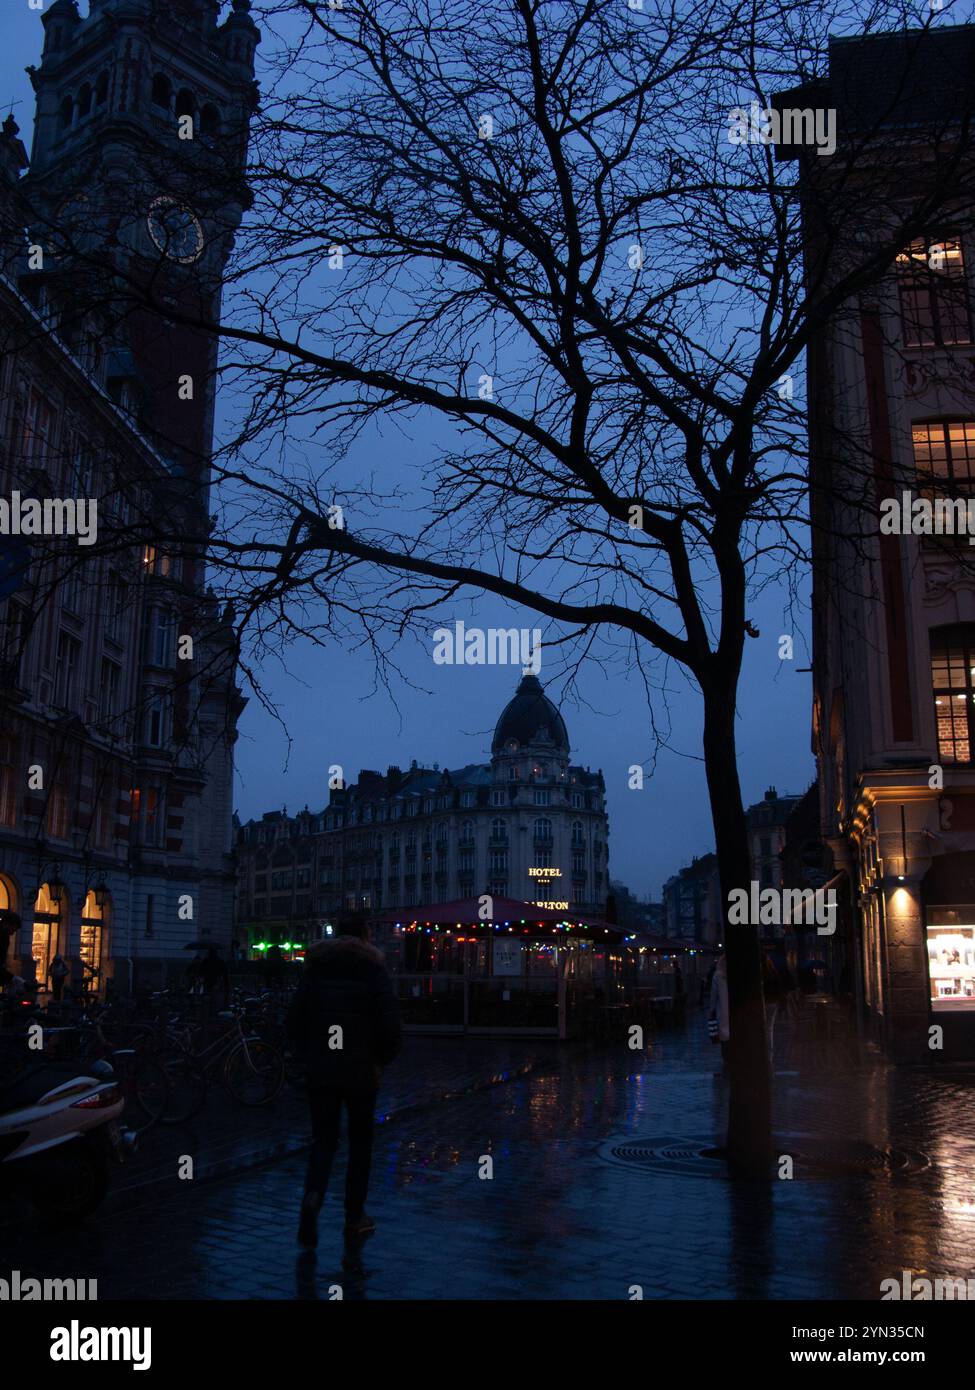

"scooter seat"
[0,1063,100,1114]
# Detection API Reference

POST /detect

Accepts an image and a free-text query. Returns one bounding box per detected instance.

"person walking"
[286,921,402,1246]
[762,947,794,1065]
[708,952,730,1067]
[48,953,70,1003]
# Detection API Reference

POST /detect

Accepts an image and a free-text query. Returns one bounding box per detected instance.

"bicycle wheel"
[224,1039,284,1106]
[112,1050,169,1134]
[160,1049,209,1124]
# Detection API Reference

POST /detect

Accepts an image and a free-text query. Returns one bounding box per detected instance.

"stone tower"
[22,0,260,495]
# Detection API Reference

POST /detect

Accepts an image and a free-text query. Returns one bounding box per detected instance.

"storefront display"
[926,909,975,1008]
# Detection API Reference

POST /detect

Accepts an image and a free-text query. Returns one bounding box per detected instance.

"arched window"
[77,84,92,119]
[533,818,552,842]
[460,819,474,841]
[491,818,507,842]
[175,88,195,121]
[151,74,172,109]
[58,95,75,130]
[200,104,220,137]
[571,819,584,846]
[95,72,109,106]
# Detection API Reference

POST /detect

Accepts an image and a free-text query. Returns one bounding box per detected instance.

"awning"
[370,895,624,942]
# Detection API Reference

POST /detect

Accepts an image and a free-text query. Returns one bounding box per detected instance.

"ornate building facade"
[235,675,610,956]
[0,0,255,993]
[799,27,975,1059]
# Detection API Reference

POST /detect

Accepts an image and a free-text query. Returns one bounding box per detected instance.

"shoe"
[298,1191,321,1249]
[344,1212,376,1238]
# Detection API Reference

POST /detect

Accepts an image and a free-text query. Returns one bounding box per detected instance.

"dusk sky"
[2,2,816,900]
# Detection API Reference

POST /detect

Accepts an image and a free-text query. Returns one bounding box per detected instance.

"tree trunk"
[702,687,771,1177]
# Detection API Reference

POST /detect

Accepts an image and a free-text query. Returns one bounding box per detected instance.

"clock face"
[147,196,204,263]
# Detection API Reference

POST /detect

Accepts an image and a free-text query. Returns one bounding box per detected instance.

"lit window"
[896,236,971,348]
[931,626,975,763]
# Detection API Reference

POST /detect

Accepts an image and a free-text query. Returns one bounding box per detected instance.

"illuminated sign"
[528,867,562,878]
[531,900,569,910]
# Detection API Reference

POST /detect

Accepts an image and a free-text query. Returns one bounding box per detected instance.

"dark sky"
[3,2,816,901]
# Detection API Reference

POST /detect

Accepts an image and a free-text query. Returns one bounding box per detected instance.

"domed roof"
[492,676,569,754]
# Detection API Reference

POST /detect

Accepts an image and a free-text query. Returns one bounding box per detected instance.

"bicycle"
[158,1002,284,1121]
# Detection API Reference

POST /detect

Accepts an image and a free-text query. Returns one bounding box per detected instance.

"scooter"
[0,1055,137,1222]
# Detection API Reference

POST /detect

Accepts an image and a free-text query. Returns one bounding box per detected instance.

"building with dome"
[234,675,610,956]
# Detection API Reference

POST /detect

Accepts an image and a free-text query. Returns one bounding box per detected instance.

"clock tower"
[22,0,260,499]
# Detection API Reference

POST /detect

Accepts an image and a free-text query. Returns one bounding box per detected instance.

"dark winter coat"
[286,936,402,1091]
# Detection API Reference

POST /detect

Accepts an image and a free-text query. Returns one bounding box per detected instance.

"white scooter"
[0,1055,137,1221]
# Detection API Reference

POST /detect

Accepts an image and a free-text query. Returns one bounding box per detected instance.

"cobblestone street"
[4,1014,974,1301]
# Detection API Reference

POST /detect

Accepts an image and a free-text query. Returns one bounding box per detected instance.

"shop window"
[931,626,975,763]
[926,909,975,1009]
[896,235,971,348]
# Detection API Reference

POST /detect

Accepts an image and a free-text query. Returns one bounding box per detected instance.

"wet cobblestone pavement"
[4,1013,974,1300]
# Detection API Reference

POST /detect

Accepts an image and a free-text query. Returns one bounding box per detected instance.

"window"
[571,791,583,809]
[896,236,971,348]
[99,659,121,725]
[533,817,553,843]
[103,577,125,643]
[144,788,162,846]
[533,788,551,806]
[200,104,220,136]
[571,820,584,846]
[491,817,507,842]
[145,693,169,748]
[58,95,74,130]
[175,89,195,121]
[0,736,18,828]
[489,849,508,874]
[491,790,506,807]
[22,390,56,465]
[151,74,172,109]
[95,72,109,106]
[459,819,474,843]
[77,84,92,119]
[913,421,975,501]
[53,632,81,709]
[461,791,476,808]
[931,627,975,764]
[61,562,85,618]
[47,784,70,840]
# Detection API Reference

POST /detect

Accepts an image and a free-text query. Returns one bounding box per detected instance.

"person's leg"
[344,1089,377,1223]
[305,1086,342,1198]
[299,1086,342,1247]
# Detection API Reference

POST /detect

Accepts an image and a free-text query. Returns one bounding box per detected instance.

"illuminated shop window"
[927,909,975,1009]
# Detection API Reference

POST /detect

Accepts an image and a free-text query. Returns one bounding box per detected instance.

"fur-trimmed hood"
[304,935,384,968]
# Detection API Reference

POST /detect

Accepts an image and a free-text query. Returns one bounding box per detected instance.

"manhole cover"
[599,1135,930,1180]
